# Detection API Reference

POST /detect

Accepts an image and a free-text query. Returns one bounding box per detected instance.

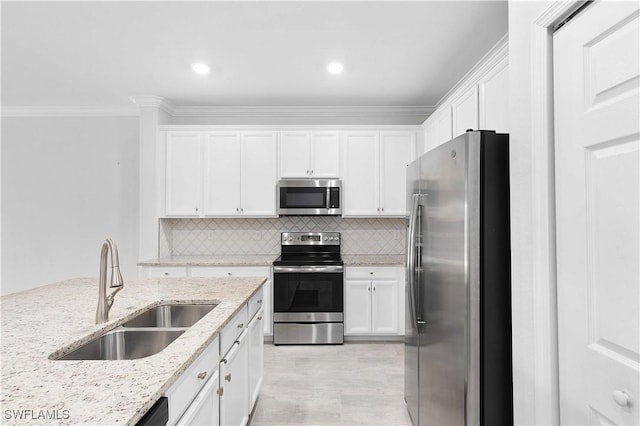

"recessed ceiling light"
[326,62,344,75]
[191,62,210,75]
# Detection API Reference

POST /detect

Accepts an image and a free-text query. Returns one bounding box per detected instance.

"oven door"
[273,266,343,321]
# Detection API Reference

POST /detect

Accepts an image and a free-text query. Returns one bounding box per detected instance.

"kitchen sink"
[55,329,185,360]
[121,303,217,328]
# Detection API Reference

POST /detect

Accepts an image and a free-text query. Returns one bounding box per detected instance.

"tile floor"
[249,342,413,425]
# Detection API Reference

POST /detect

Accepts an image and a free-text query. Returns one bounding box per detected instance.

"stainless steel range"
[272,232,344,345]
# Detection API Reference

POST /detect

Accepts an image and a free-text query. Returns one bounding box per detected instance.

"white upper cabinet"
[203,132,242,216]
[343,132,379,216]
[452,85,479,138]
[279,131,340,178]
[163,130,277,218]
[343,131,415,217]
[380,132,416,216]
[241,132,278,216]
[479,59,509,133]
[165,132,202,216]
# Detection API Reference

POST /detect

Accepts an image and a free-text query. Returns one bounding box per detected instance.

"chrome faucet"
[96,239,124,324]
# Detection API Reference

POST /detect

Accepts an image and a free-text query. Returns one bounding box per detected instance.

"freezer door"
[418,133,475,425]
[404,159,421,425]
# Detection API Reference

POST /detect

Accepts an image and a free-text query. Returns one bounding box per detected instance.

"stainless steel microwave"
[277,179,342,216]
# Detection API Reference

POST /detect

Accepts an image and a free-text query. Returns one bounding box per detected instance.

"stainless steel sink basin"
[121,303,217,328]
[55,329,185,360]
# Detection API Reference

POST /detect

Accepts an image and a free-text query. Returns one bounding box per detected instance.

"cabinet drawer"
[345,266,397,280]
[190,266,269,278]
[166,336,219,425]
[147,267,188,278]
[220,306,248,356]
[248,287,264,320]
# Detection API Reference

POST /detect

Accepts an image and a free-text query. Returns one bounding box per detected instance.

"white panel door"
[343,132,379,216]
[554,2,639,425]
[452,85,479,138]
[165,132,201,216]
[279,132,310,178]
[241,132,277,216]
[344,280,372,334]
[176,371,220,426]
[310,132,340,178]
[371,280,398,334]
[479,59,509,133]
[203,132,241,216]
[380,132,415,216]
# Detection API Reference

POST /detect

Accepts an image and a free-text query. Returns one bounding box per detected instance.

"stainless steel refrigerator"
[404,130,513,426]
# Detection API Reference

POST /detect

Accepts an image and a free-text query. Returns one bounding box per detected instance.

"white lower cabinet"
[219,330,249,426]
[164,285,265,426]
[176,369,220,426]
[344,267,403,336]
[166,337,219,425]
[248,308,264,409]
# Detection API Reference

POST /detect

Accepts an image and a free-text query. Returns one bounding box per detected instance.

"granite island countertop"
[0,276,265,425]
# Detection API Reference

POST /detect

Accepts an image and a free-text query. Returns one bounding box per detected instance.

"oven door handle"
[273,265,343,273]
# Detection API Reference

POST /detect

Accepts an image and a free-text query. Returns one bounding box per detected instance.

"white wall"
[1,116,139,295]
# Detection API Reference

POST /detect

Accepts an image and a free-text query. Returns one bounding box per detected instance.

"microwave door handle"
[326,187,331,209]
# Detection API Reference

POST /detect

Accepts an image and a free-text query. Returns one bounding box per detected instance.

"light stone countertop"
[138,255,277,267]
[341,255,405,266]
[139,254,404,267]
[0,276,265,425]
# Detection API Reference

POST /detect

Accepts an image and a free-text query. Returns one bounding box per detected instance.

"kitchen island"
[0,276,265,425]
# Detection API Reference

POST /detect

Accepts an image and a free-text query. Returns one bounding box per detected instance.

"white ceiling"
[1,1,508,112]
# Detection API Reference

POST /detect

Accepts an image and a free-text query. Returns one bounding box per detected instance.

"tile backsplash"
[160,217,406,257]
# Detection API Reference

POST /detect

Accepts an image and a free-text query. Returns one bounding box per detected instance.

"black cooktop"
[273,253,343,267]
[274,232,342,267]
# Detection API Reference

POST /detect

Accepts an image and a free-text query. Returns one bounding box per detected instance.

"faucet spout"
[96,239,125,324]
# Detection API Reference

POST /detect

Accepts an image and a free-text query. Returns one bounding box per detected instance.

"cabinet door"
[176,370,220,426]
[436,108,453,146]
[262,279,273,336]
[219,333,249,426]
[203,132,241,216]
[248,309,264,412]
[380,132,415,216]
[241,132,277,216]
[423,120,438,154]
[479,60,509,133]
[342,132,379,216]
[310,132,340,177]
[280,132,311,178]
[371,280,398,334]
[344,280,372,334]
[452,86,479,138]
[165,132,201,216]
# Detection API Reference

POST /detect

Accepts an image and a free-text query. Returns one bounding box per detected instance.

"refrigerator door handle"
[406,194,420,326]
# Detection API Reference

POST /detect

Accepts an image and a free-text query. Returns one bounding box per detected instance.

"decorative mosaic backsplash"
[159,217,406,257]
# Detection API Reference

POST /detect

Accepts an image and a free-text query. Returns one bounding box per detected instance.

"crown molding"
[1,106,139,117]
[2,100,434,122]
[129,95,176,115]
[170,105,434,119]
[434,33,509,110]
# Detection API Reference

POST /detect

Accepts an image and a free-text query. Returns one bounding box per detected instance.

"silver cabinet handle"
[369,272,373,275]
[257,316,263,320]
[217,387,224,396]
[381,207,384,212]
[164,272,169,276]
[237,323,244,329]
[306,169,310,175]
[227,272,232,276]
[257,299,263,304]
[310,169,313,175]
[373,286,376,291]
[613,390,632,407]
[197,371,207,380]
[368,286,371,292]
[225,373,231,382]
